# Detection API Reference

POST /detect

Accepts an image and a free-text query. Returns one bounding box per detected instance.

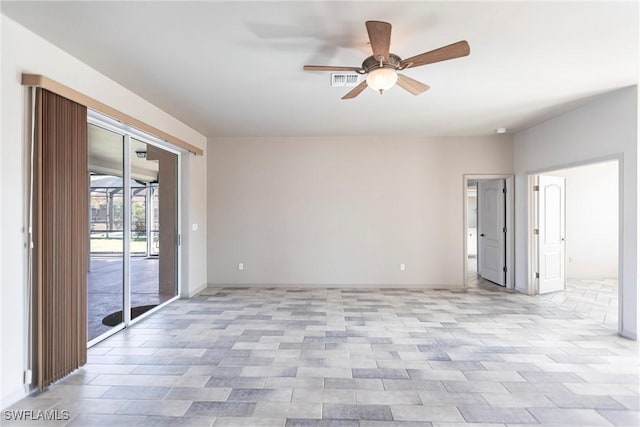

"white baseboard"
[1,386,31,411]
[206,283,465,290]
[619,328,637,341]
[184,282,208,298]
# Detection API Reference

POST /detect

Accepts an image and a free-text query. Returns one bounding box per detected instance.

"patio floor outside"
[88,256,174,341]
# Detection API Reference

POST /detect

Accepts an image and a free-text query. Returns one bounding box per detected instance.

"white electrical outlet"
[400,263,405,271]
[192,223,198,231]
[24,369,32,385]
[238,263,244,271]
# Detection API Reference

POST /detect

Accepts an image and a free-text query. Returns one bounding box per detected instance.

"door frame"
[463,174,515,289]
[524,156,622,293]
[524,156,623,333]
[87,110,183,347]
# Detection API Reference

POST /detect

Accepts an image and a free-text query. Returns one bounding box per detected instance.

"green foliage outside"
[90,197,151,254]
[132,201,146,231]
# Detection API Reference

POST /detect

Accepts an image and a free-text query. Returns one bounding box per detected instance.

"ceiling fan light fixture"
[366,67,398,94]
[302,21,470,99]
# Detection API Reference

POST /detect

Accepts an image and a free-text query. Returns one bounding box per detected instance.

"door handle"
[480,233,485,237]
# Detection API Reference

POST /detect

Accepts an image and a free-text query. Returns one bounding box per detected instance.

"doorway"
[466,182,479,284]
[87,113,180,345]
[529,160,619,331]
[463,175,514,289]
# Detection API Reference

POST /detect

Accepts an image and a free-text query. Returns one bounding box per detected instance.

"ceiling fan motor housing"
[362,53,403,73]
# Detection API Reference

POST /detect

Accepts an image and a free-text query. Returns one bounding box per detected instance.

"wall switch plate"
[24,369,32,385]
[238,263,244,271]
[400,263,405,271]
[192,224,198,231]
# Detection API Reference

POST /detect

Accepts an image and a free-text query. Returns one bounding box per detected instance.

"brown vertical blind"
[34,88,88,389]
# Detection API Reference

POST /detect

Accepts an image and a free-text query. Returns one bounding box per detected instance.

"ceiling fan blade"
[303,65,362,72]
[341,81,368,100]
[366,21,392,61]
[401,40,470,69]
[396,74,430,95]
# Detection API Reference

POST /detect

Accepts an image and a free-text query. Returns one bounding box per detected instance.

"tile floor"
[5,286,639,426]
[467,256,619,331]
[542,279,618,330]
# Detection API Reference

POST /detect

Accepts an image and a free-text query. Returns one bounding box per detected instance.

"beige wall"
[1,15,207,407]
[207,135,513,287]
[552,161,618,279]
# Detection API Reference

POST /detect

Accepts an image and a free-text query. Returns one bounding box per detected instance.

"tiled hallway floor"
[6,287,639,426]
[542,279,618,331]
[467,257,619,331]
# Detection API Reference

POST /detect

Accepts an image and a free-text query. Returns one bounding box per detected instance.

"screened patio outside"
[88,174,171,341]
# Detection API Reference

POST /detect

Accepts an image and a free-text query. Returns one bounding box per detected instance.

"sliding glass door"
[129,138,178,321]
[87,117,179,345]
[88,125,125,341]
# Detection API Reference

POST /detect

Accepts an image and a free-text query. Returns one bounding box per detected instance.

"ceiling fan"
[303,21,470,99]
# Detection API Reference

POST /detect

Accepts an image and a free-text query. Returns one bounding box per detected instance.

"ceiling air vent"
[331,73,360,87]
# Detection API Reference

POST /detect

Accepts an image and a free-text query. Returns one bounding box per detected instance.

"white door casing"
[536,175,566,294]
[478,179,506,286]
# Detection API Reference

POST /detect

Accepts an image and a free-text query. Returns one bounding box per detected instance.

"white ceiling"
[2,1,638,137]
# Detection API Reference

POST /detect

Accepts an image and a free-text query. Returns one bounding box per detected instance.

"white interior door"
[536,175,566,294]
[478,179,506,286]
